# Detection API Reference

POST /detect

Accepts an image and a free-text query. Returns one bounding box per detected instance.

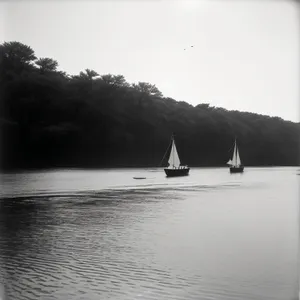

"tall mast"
[158,134,173,167]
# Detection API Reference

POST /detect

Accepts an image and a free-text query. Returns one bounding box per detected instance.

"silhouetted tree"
[1,41,37,78]
[79,69,99,80]
[101,74,130,87]
[132,82,163,97]
[1,41,36,64]
[35,57,58,73]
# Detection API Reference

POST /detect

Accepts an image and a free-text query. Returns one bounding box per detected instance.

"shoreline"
[0,165,298,173]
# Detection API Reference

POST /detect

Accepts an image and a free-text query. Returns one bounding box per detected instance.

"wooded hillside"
[1,41,299,169]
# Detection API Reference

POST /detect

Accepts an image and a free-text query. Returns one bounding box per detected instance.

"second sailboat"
[227,138,244,173]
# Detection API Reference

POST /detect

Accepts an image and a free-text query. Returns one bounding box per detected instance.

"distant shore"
[0,164,298,173]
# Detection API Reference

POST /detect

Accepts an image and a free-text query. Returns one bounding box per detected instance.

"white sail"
[229,139,242,167]
[232,141,237,166]
[227,159,233,165]
[168,139,181,168]
[236,146,241,166]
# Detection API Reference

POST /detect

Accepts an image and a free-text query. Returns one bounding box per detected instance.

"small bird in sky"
[184,45,194,50]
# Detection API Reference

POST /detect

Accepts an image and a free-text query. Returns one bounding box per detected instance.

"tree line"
[0,41,299,170]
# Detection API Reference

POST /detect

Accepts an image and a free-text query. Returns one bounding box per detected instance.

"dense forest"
[0,41,299,170]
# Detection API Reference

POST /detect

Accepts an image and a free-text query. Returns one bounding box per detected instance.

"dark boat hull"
[164,168,190,177]
[230,166,244,173]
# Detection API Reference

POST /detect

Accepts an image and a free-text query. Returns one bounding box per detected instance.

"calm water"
[0,167,299,300]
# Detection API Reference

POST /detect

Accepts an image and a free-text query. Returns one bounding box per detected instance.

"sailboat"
[163,134,190,177]
[227,138,244,173]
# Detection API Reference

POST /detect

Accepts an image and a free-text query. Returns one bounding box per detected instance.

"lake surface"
[0,167,299,300]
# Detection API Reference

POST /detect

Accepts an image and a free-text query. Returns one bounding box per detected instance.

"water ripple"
[0,168,298,300]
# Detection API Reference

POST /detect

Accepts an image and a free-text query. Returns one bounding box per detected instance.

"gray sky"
[1,0,299,122]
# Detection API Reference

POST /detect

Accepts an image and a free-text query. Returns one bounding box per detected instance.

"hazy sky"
[1,0,299,122]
